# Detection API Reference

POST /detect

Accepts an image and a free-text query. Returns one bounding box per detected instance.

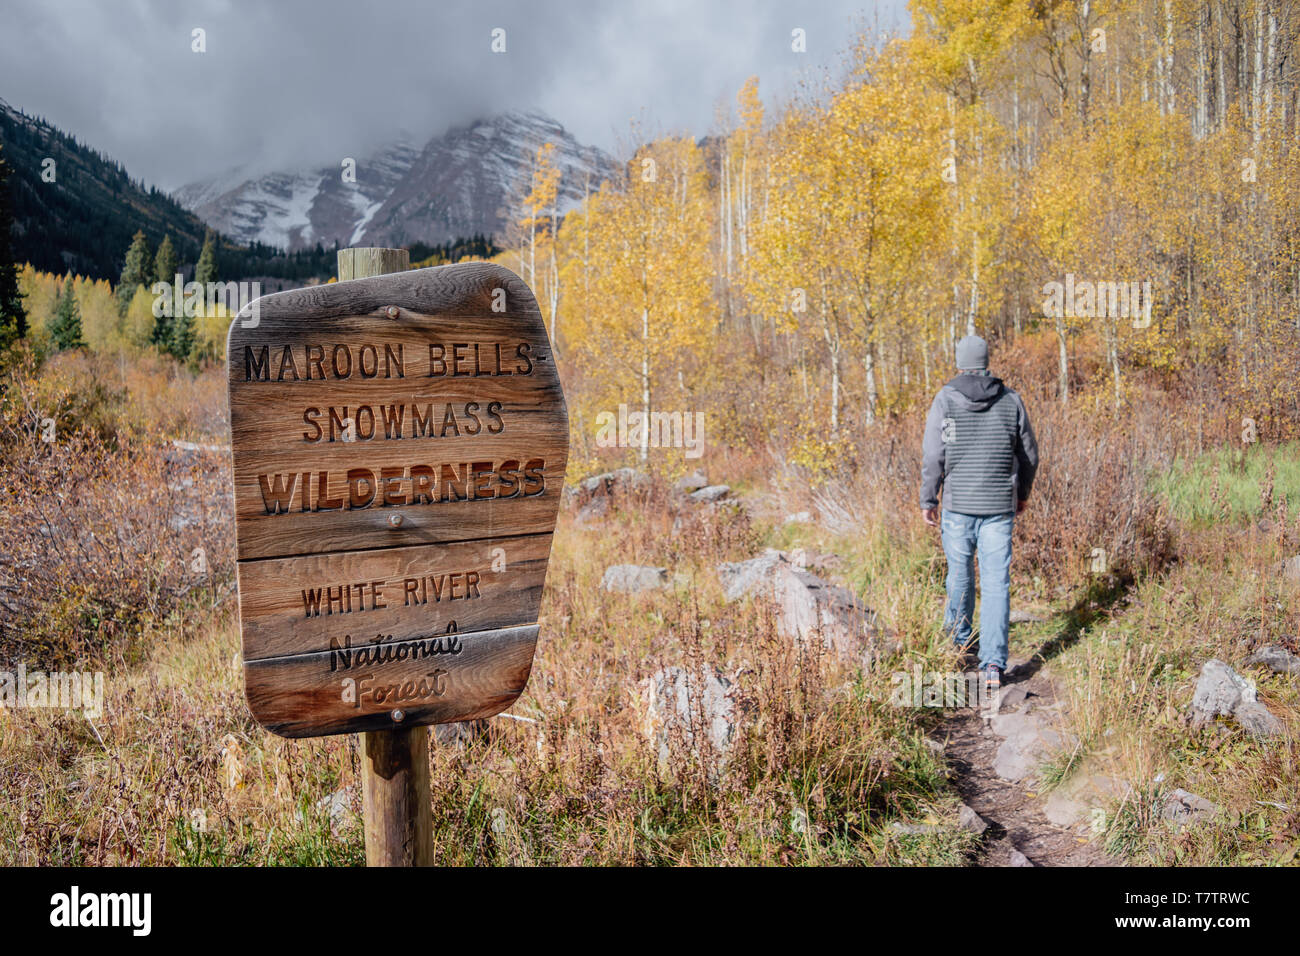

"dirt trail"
[941,658,1121,867]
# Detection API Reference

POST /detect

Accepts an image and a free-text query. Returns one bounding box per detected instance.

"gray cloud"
[1,0,907,192]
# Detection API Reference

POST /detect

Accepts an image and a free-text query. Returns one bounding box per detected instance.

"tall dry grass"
[0,348,231,665]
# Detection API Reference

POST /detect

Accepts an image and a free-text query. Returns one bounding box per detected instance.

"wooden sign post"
[226,249,568,865]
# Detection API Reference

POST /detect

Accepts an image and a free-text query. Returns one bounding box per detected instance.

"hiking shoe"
[984,664,1002,694]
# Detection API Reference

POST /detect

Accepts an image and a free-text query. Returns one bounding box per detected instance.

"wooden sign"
[226,262,568,738]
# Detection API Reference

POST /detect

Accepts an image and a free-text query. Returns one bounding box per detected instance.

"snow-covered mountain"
[175,110,617,252]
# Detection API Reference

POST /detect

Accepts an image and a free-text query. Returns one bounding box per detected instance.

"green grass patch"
[1152,442,1300,526]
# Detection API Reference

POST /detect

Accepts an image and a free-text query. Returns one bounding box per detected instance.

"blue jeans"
[940,510,1014,670]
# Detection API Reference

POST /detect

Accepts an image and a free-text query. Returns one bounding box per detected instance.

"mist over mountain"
[176,110,619,252]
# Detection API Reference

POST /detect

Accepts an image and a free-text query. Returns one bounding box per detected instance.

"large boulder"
[1190,658,1282,737]
[1191,659,1255,721]
[717,549,785,602]
[567,467,651,510]
[601,564,669,594]
[716,549,893,665]
[569,467,652,528]
[641,666,740,775]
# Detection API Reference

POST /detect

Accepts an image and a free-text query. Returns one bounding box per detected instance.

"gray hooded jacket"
[920,372,1039,515]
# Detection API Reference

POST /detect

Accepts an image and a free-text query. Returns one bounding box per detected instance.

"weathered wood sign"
[227,262,568,738]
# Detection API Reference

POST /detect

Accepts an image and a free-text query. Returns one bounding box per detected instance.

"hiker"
[919,334,1039,692]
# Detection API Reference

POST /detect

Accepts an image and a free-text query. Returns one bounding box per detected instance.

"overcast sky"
[1,0,909,192]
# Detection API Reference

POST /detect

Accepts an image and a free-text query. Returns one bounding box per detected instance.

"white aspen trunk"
[528,219,536,288]
[1265,1,1277,122]
[819,277,840,433]
[829,346,840,433]
[1110,323,1121,410]
[583,173,590,299]
[1254,0,1264,146]
[548,208,560,353]
[1079,0,1092,124]
[1164,0,1176,114]
[1141,3,1151,105]
[1197,12,1208,137]
[1057,313,1069,405]
[1012,82,1021,170]
[863,347,877,427]
[967,231,979,336]
[1215,1,1228,130]
[640,303,650,463]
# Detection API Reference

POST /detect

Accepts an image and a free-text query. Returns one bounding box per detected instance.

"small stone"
[433,719,490,749]
[601,564,669,594]
[958,804,988,835]
[996,683,1031,713]
[309,786,356,838]
[1008,848,1034,867]
[1042,767,1128,827]
[1160,788,1217,827]
[674,470,708,494]
[1245,644,1300,675]
[689,484,731,503]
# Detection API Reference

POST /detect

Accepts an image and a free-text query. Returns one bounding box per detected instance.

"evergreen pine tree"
[154,234,178,285]
[195,229,218,286]
[49,277,85,350]
[170,306,195,363]
[0,143,26,342]
[151,233,178,349]
[116,229,151,316]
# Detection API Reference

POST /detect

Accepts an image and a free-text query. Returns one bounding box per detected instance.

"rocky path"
[941,665,1112,868]
[939,655,1121,867]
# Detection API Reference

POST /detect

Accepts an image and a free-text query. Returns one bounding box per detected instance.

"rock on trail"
[716,549,896,667]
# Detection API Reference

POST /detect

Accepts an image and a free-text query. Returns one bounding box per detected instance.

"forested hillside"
[0,98,342,284]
